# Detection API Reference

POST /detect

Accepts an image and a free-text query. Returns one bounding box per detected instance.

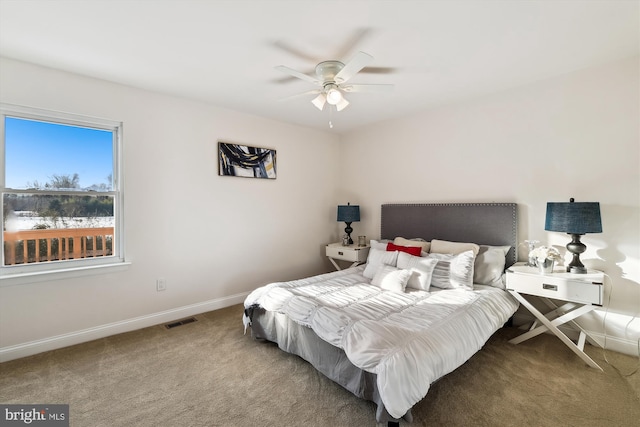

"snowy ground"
[5,213,114,231]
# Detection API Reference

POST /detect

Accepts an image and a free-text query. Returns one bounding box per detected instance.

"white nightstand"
[506,262,604,370]
[325,243,370,271]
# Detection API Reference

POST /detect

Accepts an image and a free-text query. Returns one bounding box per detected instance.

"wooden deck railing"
[3,227,114,265]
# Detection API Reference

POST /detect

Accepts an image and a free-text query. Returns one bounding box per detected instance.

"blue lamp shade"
[544,198,602,274]
[544,201,602,234]
[337,204,360,223]
[337,203,360,245]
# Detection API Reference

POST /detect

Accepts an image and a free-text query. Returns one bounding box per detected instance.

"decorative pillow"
[372,265,411,293]
[393,237,431,253]
[370,239,391,250]
[474,245,510,288]
[363,248,399,279]
[429,250,475,290]
[397,252,438,291]
[386,242,422,257]
[430,239,480,257]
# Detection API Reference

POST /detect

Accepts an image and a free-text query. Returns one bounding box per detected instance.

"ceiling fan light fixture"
[336,97,350,112]
[326,87,343,105]
[276,50,392,117]
[311,93,326,111]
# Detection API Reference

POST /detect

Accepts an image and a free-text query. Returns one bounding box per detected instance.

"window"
[1,104,124,279]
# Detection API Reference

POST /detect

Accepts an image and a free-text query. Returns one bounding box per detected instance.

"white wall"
[339,56,640,354]
[1,55,638,360]
[0,58,340,360]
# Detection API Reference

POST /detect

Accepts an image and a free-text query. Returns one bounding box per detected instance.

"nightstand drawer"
[506,272,602,305]
[325,244,369,262]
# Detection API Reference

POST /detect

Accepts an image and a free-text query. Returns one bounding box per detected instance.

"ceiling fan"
[276,51,394,112]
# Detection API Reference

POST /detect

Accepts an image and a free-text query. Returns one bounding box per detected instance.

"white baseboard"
[0,292,250,363]
[4,294,637,363]
[511,312,640,357]
[584,331,640,357]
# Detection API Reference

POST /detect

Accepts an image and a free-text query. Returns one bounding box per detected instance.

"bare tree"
[46,173,80,190]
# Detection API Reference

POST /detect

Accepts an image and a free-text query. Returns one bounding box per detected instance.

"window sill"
[0,261,132,287]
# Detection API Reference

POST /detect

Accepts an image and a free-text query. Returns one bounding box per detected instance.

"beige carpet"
[1,304,638,427]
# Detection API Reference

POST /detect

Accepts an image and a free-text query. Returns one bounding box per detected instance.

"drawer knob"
[338,251,344,255]
[543,284,558,291]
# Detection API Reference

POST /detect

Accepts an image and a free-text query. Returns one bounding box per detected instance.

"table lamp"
[337,203,360,245]
[544,198,602,273]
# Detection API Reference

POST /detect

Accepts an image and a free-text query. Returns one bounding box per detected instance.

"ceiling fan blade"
[334,51,374,84]
[275,65,320,85]
[333,28,372,59]
[359,66,398,75]
[341,84,394,93]
[272,40,320,63]
[272,69,315,84]
[278,89,322,102]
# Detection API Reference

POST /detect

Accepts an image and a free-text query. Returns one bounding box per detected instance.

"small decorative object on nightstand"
[506,262,604,370]
[326,242,370,271]
[523,240,540,267]
[529,245,562,274]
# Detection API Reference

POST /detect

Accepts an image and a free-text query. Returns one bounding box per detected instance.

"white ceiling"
[0,0,638,134]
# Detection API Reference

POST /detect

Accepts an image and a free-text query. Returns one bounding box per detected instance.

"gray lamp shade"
[545,201,602,235]
[337,204,360,223]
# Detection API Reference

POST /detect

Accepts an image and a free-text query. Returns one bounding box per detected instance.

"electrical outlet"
[156,278,167,292]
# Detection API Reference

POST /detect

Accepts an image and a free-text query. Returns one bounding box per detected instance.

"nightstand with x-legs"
[506,262,604,370]
[325,242,370,271]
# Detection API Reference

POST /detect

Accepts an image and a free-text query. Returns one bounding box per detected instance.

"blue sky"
[4,117,113,190]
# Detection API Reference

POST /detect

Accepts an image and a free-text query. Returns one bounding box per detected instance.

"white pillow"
[370,239,391,250]
[372,265,411,293]
[430,239,480,257]
[393,237,431,253]
[474,245,510,288]
[397,252,438,291]
[363,248,399,279]
[429,250,475,290]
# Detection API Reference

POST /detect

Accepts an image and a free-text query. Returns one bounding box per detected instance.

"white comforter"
[244,266,519,419]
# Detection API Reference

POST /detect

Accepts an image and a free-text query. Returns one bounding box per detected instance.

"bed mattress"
[244,265,519,419]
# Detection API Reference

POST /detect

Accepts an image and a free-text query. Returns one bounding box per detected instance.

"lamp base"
[567,265,587,274]
[566,233,587,274]
[344,222,354,245]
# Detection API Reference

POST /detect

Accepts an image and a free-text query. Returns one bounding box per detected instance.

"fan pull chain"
[329,105,334,128]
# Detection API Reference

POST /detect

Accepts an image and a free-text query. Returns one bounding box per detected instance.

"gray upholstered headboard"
[381,203,518,267]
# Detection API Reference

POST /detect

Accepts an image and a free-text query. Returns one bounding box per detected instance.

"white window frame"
[0,103,128,285]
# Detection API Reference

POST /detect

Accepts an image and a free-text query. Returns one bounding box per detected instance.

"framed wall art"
[218,142,277,179]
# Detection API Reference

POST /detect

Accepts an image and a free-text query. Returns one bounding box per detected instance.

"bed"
[243,203,519,425]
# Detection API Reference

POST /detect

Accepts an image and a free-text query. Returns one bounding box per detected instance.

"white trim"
[1,102,125,274]
[0,261,132,287]
[0,292,250,362]
[0,102,121,130]
[512,312,640,357]
[583,330,640,358]
[4,293,636,363]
